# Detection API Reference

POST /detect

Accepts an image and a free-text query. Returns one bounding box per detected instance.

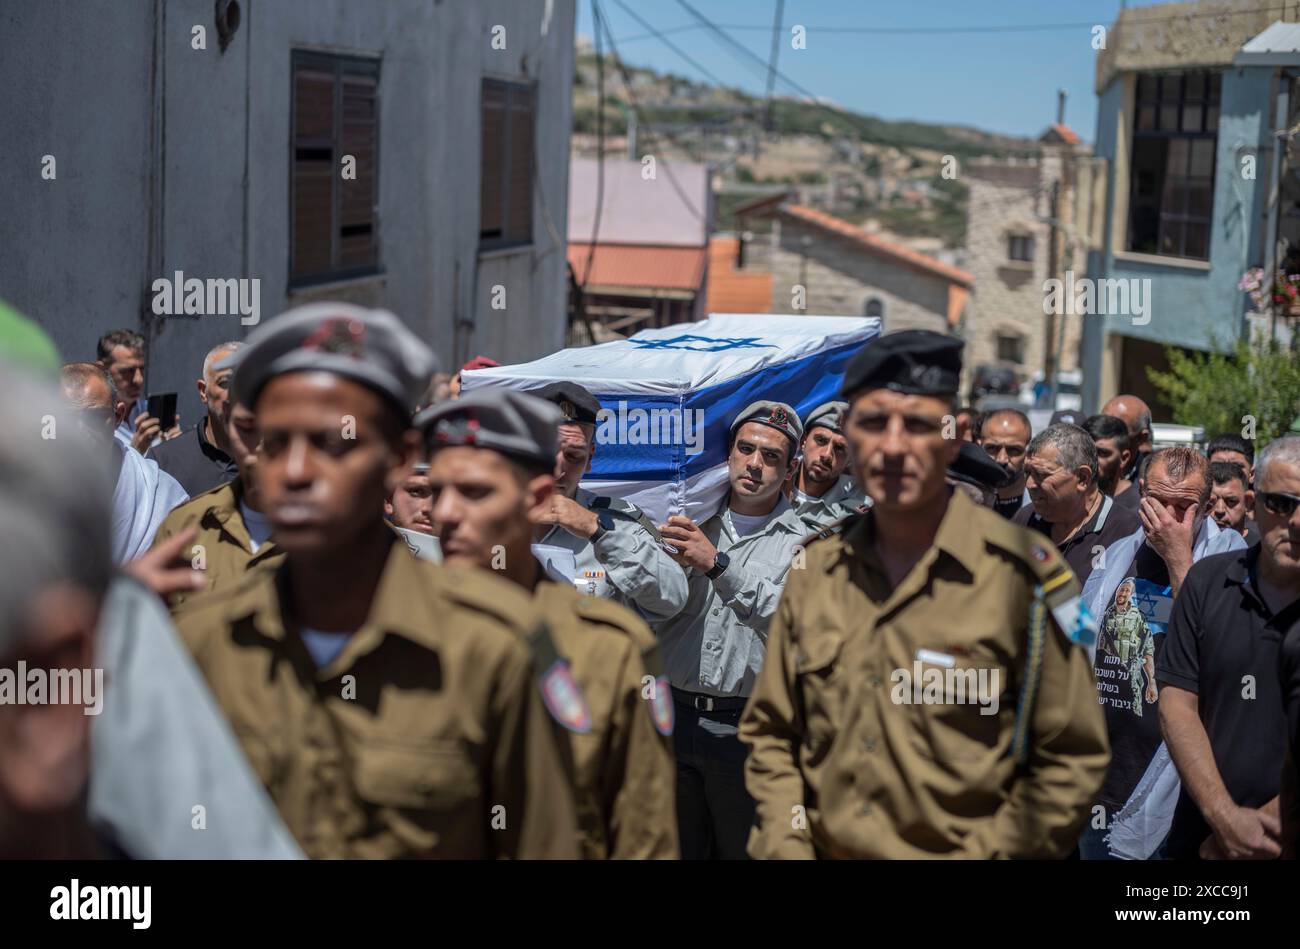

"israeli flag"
[463,313,880,524]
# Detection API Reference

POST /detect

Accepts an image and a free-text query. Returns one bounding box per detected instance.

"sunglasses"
[1258,491,1300,517]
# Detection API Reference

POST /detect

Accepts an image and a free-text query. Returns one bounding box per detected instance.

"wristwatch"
[706,550,730,580]
[590,508,616,541]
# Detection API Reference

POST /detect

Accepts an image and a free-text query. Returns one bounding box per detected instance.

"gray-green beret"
[229,303,437,415]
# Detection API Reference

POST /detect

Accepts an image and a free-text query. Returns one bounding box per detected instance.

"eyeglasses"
[1258,491,1300,517]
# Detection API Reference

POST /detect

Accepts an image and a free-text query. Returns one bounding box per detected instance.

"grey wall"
[1,0,574,421]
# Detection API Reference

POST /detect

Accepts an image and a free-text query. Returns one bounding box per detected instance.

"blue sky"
[575,0,1176,143]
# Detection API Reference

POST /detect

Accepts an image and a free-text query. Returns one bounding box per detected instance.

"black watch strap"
[706,550,730,580]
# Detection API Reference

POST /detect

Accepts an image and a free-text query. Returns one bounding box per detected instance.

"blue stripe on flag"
[587,337,868,482]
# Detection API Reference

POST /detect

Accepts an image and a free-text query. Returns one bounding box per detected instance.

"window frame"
[479,76,537,252]
[1007,233,1035,263]
[288,50,383,289]
[1125,70,1220,262]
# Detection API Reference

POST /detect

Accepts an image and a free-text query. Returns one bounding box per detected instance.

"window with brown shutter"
[480,78,535,250]
[291,52,381,286]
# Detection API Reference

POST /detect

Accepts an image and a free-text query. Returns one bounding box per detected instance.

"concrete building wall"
[1083,66,1270,412]
[1,0,574,421]
[765,218,950,333]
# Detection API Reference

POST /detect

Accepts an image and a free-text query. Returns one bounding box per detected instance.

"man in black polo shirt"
[1015,422,1140,584]
[1159,435,1300,860]
[148,341,241,495]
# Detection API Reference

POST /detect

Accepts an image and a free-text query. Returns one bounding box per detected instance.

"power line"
[607,3,1290,42]
[594,0,708,225]
[610,0,731,90]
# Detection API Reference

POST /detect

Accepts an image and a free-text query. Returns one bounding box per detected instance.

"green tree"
[1147,334,1300,447]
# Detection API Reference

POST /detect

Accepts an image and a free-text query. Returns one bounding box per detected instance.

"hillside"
[572,46,1041,251]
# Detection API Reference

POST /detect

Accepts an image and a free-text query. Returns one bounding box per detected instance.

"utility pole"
[764,0,785,132]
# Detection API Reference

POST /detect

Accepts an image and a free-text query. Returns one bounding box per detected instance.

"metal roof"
[1235,20,1300,66]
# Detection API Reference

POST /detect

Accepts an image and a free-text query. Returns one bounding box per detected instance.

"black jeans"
[672,702,756,860]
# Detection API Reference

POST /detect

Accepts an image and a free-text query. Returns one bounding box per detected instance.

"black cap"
[1050,409,1084,427]
[948,440,1005,491]
[532,381,602,426]
[840,330,963,400]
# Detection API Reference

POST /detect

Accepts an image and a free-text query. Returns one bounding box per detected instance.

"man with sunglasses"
[1158,437,1300,860]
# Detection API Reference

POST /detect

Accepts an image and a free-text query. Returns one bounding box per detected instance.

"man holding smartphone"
[97,329,181,452]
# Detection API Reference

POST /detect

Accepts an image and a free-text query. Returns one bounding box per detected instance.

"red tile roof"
[705,237,772,314]
[1043,123,1082,145]
[568,243,707,293]
[776,203,974,288]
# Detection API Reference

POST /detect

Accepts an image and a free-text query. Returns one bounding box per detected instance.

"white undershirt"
[300,627,351,667]
[239,500,274,553]
[728,509,775,537]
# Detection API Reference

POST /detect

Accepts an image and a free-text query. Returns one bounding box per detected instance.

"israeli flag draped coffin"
[463,313,881,525]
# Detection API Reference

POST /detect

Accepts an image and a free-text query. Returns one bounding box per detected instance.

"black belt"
[672,687,749,713]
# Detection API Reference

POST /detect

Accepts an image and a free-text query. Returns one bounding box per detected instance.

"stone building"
[735,201,972,333]
[962,125,1092,398]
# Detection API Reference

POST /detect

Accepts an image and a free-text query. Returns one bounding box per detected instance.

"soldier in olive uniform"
[741,330,1109,859]
[174,303,579,859]
[416,388,678,859]
[1100,579,1157,716]
[153,385,281,612]
[788,401,868,529]
[528,381,689,622]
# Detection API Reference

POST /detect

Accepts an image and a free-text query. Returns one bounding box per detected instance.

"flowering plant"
[1239,267,1300,309]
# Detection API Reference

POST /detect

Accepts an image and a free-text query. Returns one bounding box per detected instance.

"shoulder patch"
[648,674,674,737]
[527,621,593,734]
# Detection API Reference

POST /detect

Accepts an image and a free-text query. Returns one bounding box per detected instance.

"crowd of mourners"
[1,296,1297,861]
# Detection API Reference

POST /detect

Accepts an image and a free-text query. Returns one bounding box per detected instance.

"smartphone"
[146,391,178,427]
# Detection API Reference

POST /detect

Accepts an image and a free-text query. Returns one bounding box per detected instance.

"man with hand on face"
[60,362,189,563]
[148,341,242,496]
[153,376,282,613]
[1158,437,1300,861]
[741,330,1109,859]
[417,389,678,860]
[1015,423,1141,585]
[977,407,1032,519]
[174,303,578,859]
[1078,447,1245,859]
[788,401,868,528]
[653,400,808,860]
[530,381,688,623]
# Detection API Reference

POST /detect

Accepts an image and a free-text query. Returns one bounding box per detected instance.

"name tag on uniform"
[915,648,956,668]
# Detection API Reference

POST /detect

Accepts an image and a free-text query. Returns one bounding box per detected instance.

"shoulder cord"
[1010,584,1047,769]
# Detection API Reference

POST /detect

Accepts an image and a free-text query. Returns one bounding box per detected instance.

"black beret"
[840,330,963,399]
[948,440,1005,491]
[1050,409,1084,427]
[532,381,602,426]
